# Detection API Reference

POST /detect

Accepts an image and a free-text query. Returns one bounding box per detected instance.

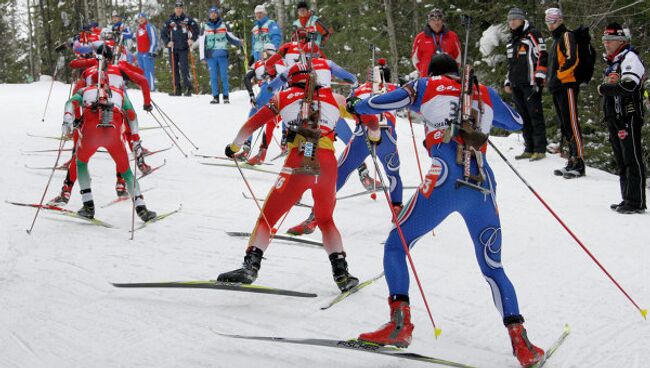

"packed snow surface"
[1,81,648,367]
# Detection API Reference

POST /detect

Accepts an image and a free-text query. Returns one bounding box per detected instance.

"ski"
[530,324,571,368]
[227,231,323,247]
[270,150,288,162]
[139,126,167,131]
[200,162,280,175]
[137,159,167,180]
[321,272,384,310]
[130,145,173,161]
[132,204,182,231]
[216,333,476,368]
[192,152,273,165]
[241,192,312,208]
[6,201,116,228]
[24,163,69,171]
[112,280,317,298]
[26,133,71,141]
[337,186,419,201]
[21,148,106,154]
[100,187,154,208]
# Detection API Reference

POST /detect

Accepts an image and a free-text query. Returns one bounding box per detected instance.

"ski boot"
[184,87,192,97]
[616,203,646,214]
[610,201,625,211]
[358,296,414,348]
[134,141,152,175]
[563,158,585,179]
[115,176,128,198]
[217,246,264,284]
[329,252,359,292]
[77,200,95,219]
[246,148,267,166]
[210,95,220,104]
[358,164,382,191]
[136,203,157,222]
[48,183,72,206]
[515,152,533,160]
[553,158,573,177]
[507,321,545,368]
[529,153,546,161]
[223,95,230,104]
[234,142,251,162]
[287,212,317,235]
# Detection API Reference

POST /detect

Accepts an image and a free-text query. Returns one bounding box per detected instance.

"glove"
[61,122,72,137]
[346,96,362,115]
[249,93,256,107]
[143,104,153,112]
[225,143,240,158]
[368,131,382,146]
[534,77,545,89]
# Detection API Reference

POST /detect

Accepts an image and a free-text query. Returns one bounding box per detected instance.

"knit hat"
[208,6,219,16]
[507,8,526,21]
[263,43,277,52]
[602,22,628,42]
[137,12,147,20]
[544,8,563,24]
[174,1,184,8]
[255,5,267,14]
[427,8,444,20]
[111,10,120,18]
[297,1,309,10]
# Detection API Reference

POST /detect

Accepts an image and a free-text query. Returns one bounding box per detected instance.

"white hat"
[263,43,276,52]
[254,5,267,14]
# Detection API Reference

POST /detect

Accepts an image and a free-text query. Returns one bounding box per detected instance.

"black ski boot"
[217,246,264,284]
[563,158,585,179]
[184,87,192,97]
[553,158,573,176]
[210,95,220,104]
[136,204,157,222]
[223,95,230,104]
[329,252,359,292]
[77,200,95,219]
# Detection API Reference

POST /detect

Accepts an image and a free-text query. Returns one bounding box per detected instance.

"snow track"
[0,81,648,367]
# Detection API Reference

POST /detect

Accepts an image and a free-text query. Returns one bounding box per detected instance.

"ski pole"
[169,31,177,95]
[407,111,424,182]
[363,129,442,338]
[189,48,200,95]
[487,139,647,319]
[130,141,138,240]
[147,111,188,157]
[41,63,60,122]
[26,134,67,234]
[148,102,179,140]
[232,159,275,234]
[151,100,199,149]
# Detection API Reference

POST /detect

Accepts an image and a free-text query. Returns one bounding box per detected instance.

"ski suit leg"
[457,165,521,319]
[512,86,534,153]
[334,118,353,143]
[207,54,219,97]
[177,49,191,90]
[142,54,156,91]
[245,82,276,146]
[310,150,344,254]
[247,150,313,251]
[552,88,583,159]
[216,55,229,97]
[171,49,182,92]
[376,124,403,205]
[335,125,369,191]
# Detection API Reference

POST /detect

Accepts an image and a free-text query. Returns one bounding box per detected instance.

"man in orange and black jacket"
[545,8,585,179]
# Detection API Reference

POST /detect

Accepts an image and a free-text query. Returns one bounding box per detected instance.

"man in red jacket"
[411,8,461,76]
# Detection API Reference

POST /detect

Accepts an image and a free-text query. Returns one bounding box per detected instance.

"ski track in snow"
[1,81,649,368]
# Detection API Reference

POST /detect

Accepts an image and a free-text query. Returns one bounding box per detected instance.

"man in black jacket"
[504,8,548,161]
[545,8,585,178]
[161,1,200,96]
[598,23,646,214]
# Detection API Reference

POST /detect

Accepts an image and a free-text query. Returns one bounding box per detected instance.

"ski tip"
[563,323,571,333]
[641,309,648,320]
[434,328,442,338]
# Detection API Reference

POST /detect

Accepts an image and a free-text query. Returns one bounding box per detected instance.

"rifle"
[94,53,115,128]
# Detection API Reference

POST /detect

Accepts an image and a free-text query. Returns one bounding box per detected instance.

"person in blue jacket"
[111,11,133,40]
[200,6,242,104]
[135,12,158,90]
[161,1,200,96]
[251,5,282,62]
[348,54,546,368]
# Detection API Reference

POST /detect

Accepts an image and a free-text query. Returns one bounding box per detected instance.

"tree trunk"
[412,0,419,35]
[97,0,105,26]
[274,0,285,35]
[83,0,89,24]
[38,0,54,76]
[383,0,399,82]
[27,0,35,81]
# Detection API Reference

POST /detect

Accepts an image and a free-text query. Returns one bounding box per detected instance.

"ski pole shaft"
[130,142,138,240]
[487,139,647,319]
[232,159,274,232]
[364,129,442,337]
[41,64,59,122]
[170,43,177,95]
[407,111,424,182]
[150,101,179,139]
[151,100,199,150]
[189,49,199,95]
[26,135,67,234]
[147,111,188,157]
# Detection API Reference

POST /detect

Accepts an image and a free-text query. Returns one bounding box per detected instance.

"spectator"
[135,12,158,91]
[291,1,333,46]
[545,7,585,179]
[411,8,461,77]
[251,5,282,62]
[199,6,242,104]
[597,22,646,214]
[110,10,132,40]
[504,8,548,161]
[161,0,200,96]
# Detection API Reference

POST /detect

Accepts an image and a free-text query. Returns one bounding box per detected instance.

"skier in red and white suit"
[218,63,360,293]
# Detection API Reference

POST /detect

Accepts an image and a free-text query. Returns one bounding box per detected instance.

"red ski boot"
[507,323,545,367]
[48,183,73,206]
[358,297,414,348]
[246,147,267,166]
[115,176,128,198]
[286,212,317,235]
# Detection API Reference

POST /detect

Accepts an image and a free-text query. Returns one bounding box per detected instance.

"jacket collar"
[255,16,269,26]
[605,44,632,64]
[424,24,448,37]
[551,23,567,39]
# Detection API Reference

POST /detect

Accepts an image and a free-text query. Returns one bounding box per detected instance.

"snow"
[1,81,649,368]
[479,24,509,68]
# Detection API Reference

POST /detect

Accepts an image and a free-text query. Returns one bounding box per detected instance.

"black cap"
[427,53,458,77]
[175,1,184,8]
[602,22,628,42]
[297,1,309,10]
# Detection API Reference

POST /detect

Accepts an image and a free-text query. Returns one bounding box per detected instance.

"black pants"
[552,87,584,160]
[512,85,547,153]
[170,48,191,91]
[607,115,647,209]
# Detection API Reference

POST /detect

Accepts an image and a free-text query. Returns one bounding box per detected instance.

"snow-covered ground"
[1,80,648,368]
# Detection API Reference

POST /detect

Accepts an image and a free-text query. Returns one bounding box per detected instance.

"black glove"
[143,104,153,112]
[534,77,545,89]
[225,144,238,158]
[73,117,83,128]
[346,96,361,115]
[249,93,256,106]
